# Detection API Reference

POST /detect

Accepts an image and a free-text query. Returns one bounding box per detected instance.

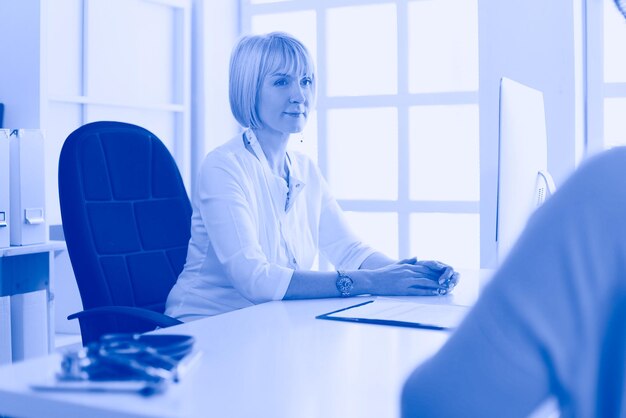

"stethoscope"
[57,334,195,387]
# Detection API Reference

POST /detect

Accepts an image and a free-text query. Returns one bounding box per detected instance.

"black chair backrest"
[58,121,191,342]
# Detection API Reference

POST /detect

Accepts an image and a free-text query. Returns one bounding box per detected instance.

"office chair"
[58,121,191,345]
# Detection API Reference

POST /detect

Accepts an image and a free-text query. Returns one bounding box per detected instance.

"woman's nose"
[289,85,306,103]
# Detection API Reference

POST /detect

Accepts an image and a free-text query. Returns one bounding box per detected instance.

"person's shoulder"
[201,133,247,169]
[195,135,250,191]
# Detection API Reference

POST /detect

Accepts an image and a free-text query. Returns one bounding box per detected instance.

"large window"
[587,0,626,153]
[600,0,626,148]
[241,0,480,268]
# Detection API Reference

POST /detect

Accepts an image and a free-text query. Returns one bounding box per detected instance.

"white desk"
[0,270,492,418]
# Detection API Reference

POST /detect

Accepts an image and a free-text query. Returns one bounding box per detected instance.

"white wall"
[191,0,239,191]
[478,0,585,267]
[0,0,44,128]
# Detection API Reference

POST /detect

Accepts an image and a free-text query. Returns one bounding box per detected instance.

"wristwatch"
[336,270,353,297]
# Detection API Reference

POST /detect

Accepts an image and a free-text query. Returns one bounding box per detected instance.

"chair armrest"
[68,306,183,328]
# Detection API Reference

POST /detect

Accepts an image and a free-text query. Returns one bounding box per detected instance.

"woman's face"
[257,68,314,137]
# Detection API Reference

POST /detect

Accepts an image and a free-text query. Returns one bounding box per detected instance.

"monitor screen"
[496,77,555,263]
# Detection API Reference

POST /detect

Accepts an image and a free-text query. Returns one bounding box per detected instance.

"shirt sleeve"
[316,169,376,270]
[194,156,293,304]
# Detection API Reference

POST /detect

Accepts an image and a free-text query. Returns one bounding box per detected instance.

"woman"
[165,32,458,321]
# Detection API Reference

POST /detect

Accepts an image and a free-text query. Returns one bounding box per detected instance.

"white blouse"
[165,130,375,320]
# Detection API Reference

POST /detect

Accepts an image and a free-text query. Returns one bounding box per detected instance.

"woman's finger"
[403,264,442,279]
[446,272,460,288]
[407,285,449,296]
[408,278,447,289]
[419,260,447,271]
[397,256,418,265]
[437,267,454,285]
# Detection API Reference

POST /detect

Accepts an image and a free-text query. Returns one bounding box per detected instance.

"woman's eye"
[274,79,288,86]
[301,77,313,86]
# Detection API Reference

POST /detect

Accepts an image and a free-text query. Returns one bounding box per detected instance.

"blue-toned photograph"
[0,1,624,417]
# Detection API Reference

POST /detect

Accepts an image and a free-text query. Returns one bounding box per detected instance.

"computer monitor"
[496,77,555,263]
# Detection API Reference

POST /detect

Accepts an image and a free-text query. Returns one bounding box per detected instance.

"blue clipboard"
[316,300,462,331]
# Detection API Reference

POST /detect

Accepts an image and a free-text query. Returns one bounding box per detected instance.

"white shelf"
[0,242,66,258]
[48,95,187,113]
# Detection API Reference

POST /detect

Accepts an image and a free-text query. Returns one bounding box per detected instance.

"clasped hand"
[372,257,459,297]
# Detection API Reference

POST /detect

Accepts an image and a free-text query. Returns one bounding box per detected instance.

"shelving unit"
[0,241,66,364]
[0,0,192,227]
[0,0,192,358]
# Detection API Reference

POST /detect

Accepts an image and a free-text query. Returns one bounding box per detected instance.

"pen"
[319,315,451,331]
[316,300,454,331]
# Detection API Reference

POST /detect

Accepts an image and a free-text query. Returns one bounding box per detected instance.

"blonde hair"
[229,32,316,129]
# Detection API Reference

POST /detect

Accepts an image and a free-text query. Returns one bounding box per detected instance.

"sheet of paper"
[328,299,471,329]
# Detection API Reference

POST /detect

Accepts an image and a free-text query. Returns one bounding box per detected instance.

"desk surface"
[0,270,491,418]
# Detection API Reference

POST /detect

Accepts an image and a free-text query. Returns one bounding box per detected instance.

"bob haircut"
[229,32,316,129]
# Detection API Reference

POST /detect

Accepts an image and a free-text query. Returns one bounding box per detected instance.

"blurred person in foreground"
[402,3,626,414]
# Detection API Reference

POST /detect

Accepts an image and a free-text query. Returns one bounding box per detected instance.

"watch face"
[336,275,353,297]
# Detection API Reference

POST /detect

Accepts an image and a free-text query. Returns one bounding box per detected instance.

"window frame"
[240,0,480,266]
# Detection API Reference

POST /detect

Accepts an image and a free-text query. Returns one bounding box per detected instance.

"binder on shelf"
[0,295,11,364]
[11,289,49,362]
[9,129,47,246]
[0,129,9,248]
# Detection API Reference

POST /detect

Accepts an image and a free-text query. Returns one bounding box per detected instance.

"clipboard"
[316,299,470,331]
